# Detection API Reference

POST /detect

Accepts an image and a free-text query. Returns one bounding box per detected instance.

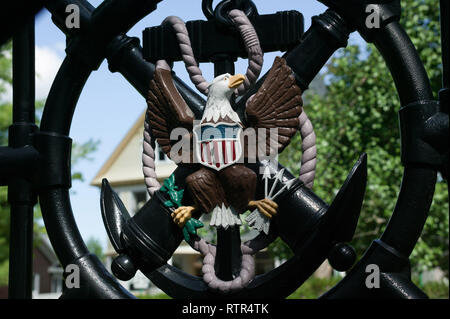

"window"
[155,142,169,163]
[133,191,147,212]
[51,275,63,293]
[32,273,40,294]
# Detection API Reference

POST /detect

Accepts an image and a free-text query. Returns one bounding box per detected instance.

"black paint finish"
[0,0,447,299]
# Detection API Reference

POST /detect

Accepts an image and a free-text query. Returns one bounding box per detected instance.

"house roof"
[90,110,177,187]
[35,235,59,266]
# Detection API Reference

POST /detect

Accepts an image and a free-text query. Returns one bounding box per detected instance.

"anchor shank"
[211,55,242,281]
[214,226,242,281]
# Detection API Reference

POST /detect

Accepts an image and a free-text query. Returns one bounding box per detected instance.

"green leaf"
[182,218,204,242]
[163,200,174,208]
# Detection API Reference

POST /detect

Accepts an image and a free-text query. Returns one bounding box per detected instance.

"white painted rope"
[142,113,161,197]
[298,110,317,189]
[192,238,256,293]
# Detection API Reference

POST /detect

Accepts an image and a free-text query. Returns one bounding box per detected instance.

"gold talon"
[171,206,196,228]
[248,198,278,219]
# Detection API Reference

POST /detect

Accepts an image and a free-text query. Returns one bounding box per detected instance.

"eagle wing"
[146,68,195,161]
[244,57,303,159]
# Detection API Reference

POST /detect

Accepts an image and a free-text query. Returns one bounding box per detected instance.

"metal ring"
[36,1,438,300]
[214,0,258,27]
[202,0,214,20]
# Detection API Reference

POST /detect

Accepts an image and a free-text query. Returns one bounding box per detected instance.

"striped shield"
[193,122,243,171]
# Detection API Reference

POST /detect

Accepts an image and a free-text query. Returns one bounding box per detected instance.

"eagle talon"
[248,198,278,219]
[171,206,196,228]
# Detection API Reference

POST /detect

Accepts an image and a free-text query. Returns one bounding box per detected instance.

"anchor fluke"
[100,178,131,253]
[324,153,368,271]
[326,153,368,243]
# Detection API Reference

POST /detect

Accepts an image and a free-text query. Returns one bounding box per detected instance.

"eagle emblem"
[146,56,303,232]
[193,122,243,171]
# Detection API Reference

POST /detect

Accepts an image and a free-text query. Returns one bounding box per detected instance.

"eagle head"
[208,73,245,99]
[202,74,245,124]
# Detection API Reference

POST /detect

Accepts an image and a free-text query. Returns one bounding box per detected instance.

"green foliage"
[277,0,448,275]
[159,174,204,242]
[0,42,12,97]
[418,280,449,299]
[160,174,184,208]
[287,276,449,299]
[86,237,105,262]
[182,218,204,242]
[0,259,8,286]
[138,292,171,299]
[287,276,342,299]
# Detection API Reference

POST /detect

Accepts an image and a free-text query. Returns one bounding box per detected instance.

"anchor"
[1,0,446,299]
[101,154,367,297]
[98,0,368,296]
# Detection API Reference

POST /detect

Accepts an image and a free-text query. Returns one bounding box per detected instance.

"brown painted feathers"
[244,56,303,158]
[146,68,195,160]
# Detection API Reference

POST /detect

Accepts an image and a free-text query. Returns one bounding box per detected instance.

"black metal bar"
[372,22,433,106]
[370,22,437,257]
[42,0,163,134]
[106,35,206,119]
[0,0,44,46]
[210,54,241,281]
[40,56,92,135]
[380,166,437,256]
[37,0,164,299]
[285,9,350,91]
[142,11,303,63]
[234,9,350,118]
[440,0,449,90]
[12,24,35,123]
[212,55,235,77]
[0,146,39,186]
[46,0,95,38]
[438,0,449,178]
[8,18,36,299]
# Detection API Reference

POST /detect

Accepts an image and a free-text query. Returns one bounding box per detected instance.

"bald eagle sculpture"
[147,57,303,232]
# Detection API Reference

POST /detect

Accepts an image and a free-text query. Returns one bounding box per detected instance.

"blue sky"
[32,0,362,250]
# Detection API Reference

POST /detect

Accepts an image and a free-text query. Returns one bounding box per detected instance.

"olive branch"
[159,174,203,242]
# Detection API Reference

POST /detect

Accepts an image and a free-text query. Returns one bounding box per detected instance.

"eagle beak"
[228,74,245,89]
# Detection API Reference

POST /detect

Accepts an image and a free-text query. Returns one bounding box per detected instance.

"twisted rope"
[161,16,210,95]
[228,9,263,96]
[298,110,317,188]
[192,238,256,293]
[144,10,264,197]
[142,112,161,197]
[157,11,263,97]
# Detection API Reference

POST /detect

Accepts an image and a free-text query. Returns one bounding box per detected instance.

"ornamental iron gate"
[0,0,448,299]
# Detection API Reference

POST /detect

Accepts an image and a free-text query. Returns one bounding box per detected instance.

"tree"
[276,0,448,275]
[0,41,100,285]
[86,237,105,263]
